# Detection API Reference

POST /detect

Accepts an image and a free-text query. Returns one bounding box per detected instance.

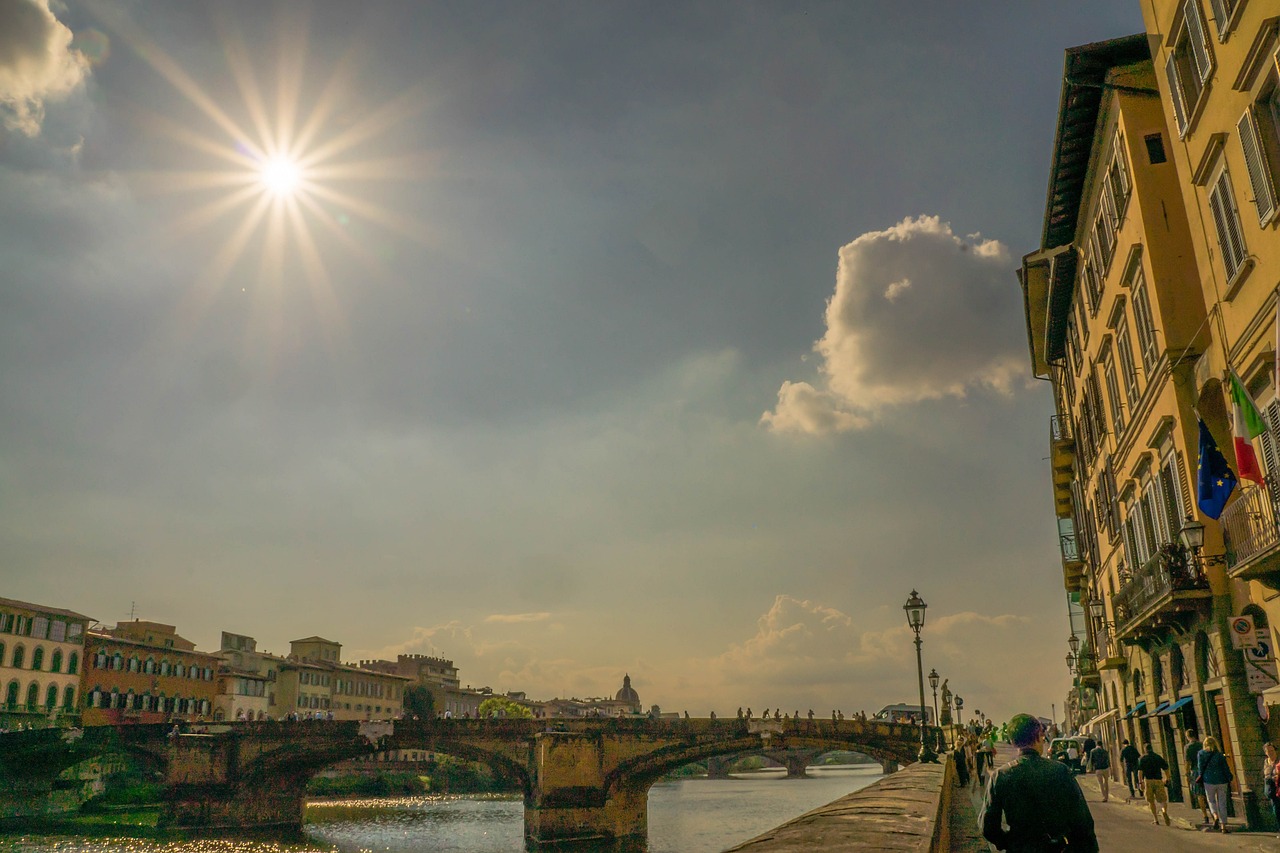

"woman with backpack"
[1196,736,1234,833]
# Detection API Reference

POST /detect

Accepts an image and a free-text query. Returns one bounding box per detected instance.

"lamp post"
[904,591,937,763]
[955,695,964,728]
[928,668,940,727]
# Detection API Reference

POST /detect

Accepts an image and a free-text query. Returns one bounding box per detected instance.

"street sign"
[1245,628,1279,694]
[1230,615,1258,649]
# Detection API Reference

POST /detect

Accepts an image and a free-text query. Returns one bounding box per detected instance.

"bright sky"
[0,0,1143,723]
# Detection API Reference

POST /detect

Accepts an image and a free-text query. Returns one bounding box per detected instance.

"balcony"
[1221,482,1280,582]
[1050,416,1075,519]
[1060,523,1085,593]
[1113,544,1211,644]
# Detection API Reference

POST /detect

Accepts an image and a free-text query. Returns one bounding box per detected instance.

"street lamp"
[1066,652,1076,673]
[1180,513,1225,567]
[903,590,937,763]
[928,668,940,726]
[1067,633,1080,657]
[955,695,964,728]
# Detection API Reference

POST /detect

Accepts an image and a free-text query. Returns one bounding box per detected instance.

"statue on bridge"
[940,679,952,726]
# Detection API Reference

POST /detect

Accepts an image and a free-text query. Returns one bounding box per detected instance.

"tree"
[477,696,532,718]
[404,685,435,719]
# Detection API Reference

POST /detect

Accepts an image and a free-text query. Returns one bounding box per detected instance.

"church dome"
[615,674,639,704]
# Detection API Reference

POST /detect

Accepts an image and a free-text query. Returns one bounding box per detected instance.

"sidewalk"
[1075,770,1277,851]
[949,746,1278,851]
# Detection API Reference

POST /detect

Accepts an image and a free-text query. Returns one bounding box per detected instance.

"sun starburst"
[89,4,437,352]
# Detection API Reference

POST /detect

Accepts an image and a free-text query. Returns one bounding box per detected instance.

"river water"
[0,765,883,853]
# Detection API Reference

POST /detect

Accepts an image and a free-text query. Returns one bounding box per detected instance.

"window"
[45,684,58,711]
[27,682,39,710]
[1207,0,1241,38]
[31,616,48,640]
[1131,269,1159,371]
[1103,349,1125,436]
[1165,0,1214,137]
[1114,312,1140,406]
[68,652,78,675]
[128,656,140,673]
[12,646,24,669]
[48,620,66,643]
[67,623,81,642]
[31,647,44,671]
[51,650,62,673]
[0,613,11,633]
[1105,134,1132,220]
[5,681,18,709]
[1145,133,1168,164]
[63,686,76,710]
[112,653,123,671]
[1207,161,1249,280]
[1238,80,1280,226]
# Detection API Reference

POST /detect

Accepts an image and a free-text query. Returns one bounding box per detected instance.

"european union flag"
[1198,418,1237,520]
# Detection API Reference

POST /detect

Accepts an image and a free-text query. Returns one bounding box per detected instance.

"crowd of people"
[977,713,1280,848]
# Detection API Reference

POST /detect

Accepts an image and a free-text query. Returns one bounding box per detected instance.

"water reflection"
[0,766,882,853]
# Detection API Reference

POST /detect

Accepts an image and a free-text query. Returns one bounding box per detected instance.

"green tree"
[477,696,532,718]
[404,685,435,719]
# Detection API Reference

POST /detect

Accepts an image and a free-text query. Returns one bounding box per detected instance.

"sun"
[259,155,303,198]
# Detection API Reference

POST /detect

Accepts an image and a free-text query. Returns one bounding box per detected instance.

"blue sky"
[0,0,1143,721]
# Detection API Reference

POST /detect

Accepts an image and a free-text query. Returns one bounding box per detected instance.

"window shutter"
[1184,0,1212,82]
[1238,107,1278,225]
[1166,54,1189,135]
[1175,451,1192,519]
[1261,401,1280,479]
[1209,169,1248,278]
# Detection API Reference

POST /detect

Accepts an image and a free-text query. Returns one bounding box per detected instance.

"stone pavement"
[949,745,1280,851]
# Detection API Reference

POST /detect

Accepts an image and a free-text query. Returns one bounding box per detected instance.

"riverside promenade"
[729,743,1280,851]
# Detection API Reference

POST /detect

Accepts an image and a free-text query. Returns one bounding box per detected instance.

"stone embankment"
[724,757,957,852]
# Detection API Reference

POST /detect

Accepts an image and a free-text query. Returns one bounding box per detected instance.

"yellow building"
[1020,32,1266,825]
[0,596,91,728]
[274,636,410,720]
[1135,0,1280,827]
[81,622,220,725]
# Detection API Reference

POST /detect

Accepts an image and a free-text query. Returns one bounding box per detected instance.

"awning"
[1124,701,1148,719]
[1083,708,1119,729]
[1143,701,1171,718]
[1158,697,1194,716]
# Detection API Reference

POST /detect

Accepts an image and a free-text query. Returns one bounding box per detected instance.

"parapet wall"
[723,757,955,852]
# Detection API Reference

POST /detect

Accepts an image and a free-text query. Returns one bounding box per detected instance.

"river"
[0,765,883,853]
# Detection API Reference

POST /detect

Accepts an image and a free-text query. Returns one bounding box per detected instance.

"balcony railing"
[1113,544,1210,638]
[1221,482,1280,572]
[1050,414,1072,442]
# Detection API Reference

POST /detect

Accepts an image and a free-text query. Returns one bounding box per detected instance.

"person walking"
[1263,742,1280,835]
[1137,743,1171,826]
[1196,735,1234,833]
[1184,728,1210,826]
[1086,739,1111,803]
[980,713,1098,852]
[1119,739,1141,802]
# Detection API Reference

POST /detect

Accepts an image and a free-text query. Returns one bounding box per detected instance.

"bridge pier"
[881,759,899,774]
[705,755,736,779]
[161,784,305,829]
[525,731,647,846]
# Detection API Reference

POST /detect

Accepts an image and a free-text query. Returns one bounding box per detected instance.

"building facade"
[1022,24,1278,828]
[275,637,411,720]
[0,597,91,728]
[81,621,219,724]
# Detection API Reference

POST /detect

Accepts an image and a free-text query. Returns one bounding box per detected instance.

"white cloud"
[763,215,1026,435]
[485,612,552,624]
[0,0,90,135]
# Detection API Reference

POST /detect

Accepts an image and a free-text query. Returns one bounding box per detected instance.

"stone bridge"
[0,717,931,846]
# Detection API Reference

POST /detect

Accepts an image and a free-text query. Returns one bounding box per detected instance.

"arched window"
[94,651,107,669]
[109,688,121,709]
[44,684,58,711]
[174,664,185,678]
[128,656,140,673]
[111,653,123,671]
[144,658,155,674]
[1132,669,1145,697]
[12,646,24,669]
[5,680,19,709]
[31,647,44,671]
[26,682,40,710]
[160,660,171,676]
[62,685,75,710]
[1151,656,1164,696]
[1170,645,1188,691]
[68,652,78,675]
[50,650,63,673]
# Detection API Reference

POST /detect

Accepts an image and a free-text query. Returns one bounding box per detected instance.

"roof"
[84,630,221,661]
[1041,34,1150,251]
[291,636,339,644]
[0,596,92,623]
[1037,34,1149,364]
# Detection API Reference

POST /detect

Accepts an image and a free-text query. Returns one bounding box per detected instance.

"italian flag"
[1229,372,1266,484]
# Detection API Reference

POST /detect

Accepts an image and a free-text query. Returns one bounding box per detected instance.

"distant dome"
[615,674,640,705]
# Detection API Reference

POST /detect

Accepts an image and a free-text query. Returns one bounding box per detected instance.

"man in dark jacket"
[981,714,1098,852]
[1120,739,1142,801]
[1086,740,1111,802]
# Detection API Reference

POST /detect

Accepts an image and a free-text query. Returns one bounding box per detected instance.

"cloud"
[0,0,90,135]
[763,215,1025,435]
[364,595,1046,720]
[484,612,552,624]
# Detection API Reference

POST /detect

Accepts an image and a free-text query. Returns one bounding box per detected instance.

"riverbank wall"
[723,756,955,852]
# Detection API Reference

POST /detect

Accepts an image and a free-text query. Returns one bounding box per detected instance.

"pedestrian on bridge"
[980,713,1097,853]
